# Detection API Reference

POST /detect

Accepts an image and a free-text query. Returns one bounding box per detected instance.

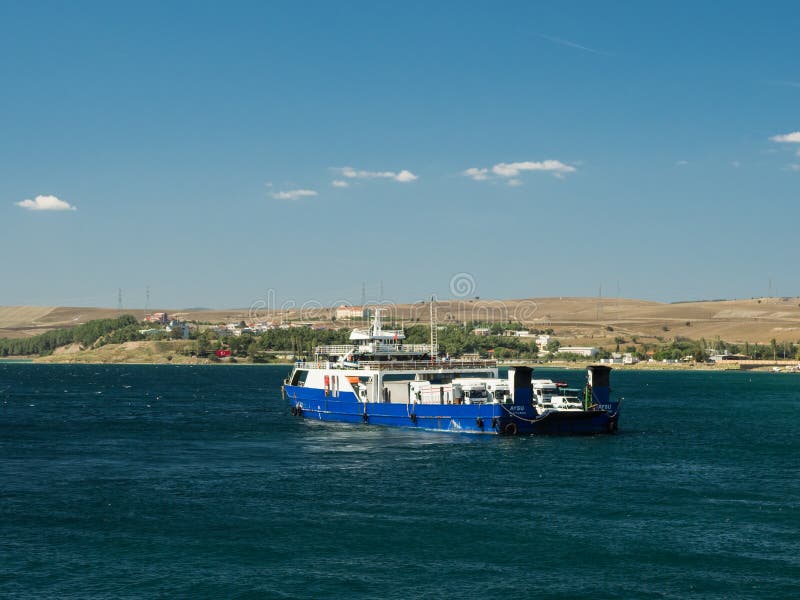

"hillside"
[2,296,800,346]
[0,306,150,339]
[34,340,198,364]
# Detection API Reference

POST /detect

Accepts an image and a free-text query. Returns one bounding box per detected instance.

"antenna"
[360,282,368,326]
[145,285,150,311]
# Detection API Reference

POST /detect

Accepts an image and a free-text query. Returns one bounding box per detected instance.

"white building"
[557,346,599,358]
[601,352,638,365]
[165,320,191,339]
[335,305,369,320]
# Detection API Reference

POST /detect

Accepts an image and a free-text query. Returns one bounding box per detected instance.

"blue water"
[1,364,798,598]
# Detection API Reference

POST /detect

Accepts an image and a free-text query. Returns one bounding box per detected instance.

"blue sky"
[1,1,798,308]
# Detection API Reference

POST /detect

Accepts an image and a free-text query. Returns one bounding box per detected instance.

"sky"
[1,1,799,309]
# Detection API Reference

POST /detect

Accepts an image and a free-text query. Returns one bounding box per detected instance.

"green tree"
[196,336,211,356]
[247,340,262,358]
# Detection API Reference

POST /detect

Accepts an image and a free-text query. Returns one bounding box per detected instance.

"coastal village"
[2,297,800,370]
[86,300,800,371]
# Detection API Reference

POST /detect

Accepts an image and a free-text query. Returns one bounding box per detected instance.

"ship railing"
[314,343,439,355]
[392,344,438,353]
[314,345,357,356]
[357,359,497,371]
[293,358,497,371]
[294,360,332,369]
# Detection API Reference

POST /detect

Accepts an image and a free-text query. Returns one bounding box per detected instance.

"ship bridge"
[316,309,438,361]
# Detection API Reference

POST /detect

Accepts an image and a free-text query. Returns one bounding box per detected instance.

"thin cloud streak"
[272,189,318,200]
[539,34,612,56]
[767,80,800,89]
[335,166,418,183]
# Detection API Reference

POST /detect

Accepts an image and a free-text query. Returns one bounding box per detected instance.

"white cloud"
[788,164,800,172]
[331,180,349,188]
[731,160,742,168]
[492,160,576,177]
[393,170,418,182]
[462,167,489,181]
[675,160,689,166]
[271,189,318,200]
[15,194,76,211]
[463,159,576,182]
[507,178,523,187]
[337,166,418,183]
[770,131,800,143]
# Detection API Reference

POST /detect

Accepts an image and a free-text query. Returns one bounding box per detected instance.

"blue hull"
[284,385,619,435]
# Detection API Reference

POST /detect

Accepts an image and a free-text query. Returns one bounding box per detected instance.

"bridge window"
[290,370,309,386]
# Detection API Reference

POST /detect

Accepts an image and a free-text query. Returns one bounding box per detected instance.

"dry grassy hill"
[2,296,800,346]
[0,306,150,339]
[35,340,197,364]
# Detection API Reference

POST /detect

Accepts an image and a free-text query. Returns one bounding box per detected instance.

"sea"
[1,363,798,599]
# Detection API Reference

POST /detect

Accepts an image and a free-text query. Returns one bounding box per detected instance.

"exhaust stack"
[587,365,613,409]
[508,366,533,404]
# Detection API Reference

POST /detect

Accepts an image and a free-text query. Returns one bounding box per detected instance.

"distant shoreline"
[3,357,796,374]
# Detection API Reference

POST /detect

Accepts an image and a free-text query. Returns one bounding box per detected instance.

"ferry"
[282,310,620,435]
